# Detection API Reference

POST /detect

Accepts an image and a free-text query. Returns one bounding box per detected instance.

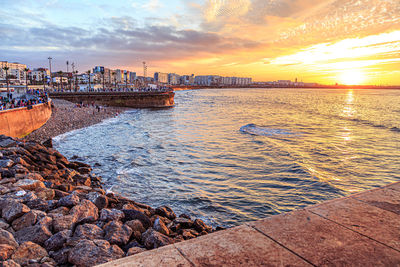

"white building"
[154,72,169,84]
[30,68,50,82]
[0,61,28,84]
[168,73,180,85]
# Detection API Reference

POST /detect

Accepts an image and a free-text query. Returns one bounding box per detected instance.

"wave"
[240,124,296,137]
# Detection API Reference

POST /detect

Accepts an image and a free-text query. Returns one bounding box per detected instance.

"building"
[0,61,28,84]
[194,75,221,86]
[154,72,168,84]
[115,69,125,84]
[30,68,50,83]
[168,73,180,85]
[180,74,195,85]
[93,66,112,84]
[129,72,137,83]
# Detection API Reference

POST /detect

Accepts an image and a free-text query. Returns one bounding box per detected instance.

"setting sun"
[339,70,366,85]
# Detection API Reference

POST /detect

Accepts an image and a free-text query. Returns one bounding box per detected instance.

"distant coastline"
[172,85,400,91]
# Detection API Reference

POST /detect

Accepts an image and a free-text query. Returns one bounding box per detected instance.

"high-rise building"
[154,72,168,84]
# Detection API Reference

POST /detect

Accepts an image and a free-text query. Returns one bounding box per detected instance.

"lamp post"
[24,68,29,92]
[48,57,53,89]
[3,66,9,94]
[87,70,91,91]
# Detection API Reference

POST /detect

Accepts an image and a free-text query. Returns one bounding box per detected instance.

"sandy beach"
[25,99,129,143]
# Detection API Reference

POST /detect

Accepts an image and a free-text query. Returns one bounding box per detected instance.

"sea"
[54,88,400,227]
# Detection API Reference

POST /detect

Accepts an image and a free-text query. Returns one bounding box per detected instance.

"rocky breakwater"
[0,135,214,266]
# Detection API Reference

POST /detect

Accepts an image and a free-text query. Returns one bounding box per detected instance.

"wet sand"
[25,99,129,143]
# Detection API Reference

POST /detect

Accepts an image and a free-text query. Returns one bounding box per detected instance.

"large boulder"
[0,229,18,248]
[14,179,45,191]
[141,228,174,249]
[153,217,169,236]
[2,202,30,223]
[52,215,76,233]
[69,200,99,224]
[44,230,71,251]
[193,219,212,233]
[58,193,80,208]
[122,209,151,229]
[73,224,103,240]
[104,221,132,246]
[15,224,52,246]
[125,220,146,233]
[11,241,48,266]
[68,239,124,267]
[155,206,176,220]
[11,210,38,231]
[100,208,125,222]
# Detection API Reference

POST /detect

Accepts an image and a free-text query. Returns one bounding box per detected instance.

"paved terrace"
[99,181,400,266]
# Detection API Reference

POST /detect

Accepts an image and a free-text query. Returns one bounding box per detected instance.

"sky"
[1,0,400,85]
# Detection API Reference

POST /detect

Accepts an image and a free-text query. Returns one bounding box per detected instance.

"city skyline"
[1,0,400,85]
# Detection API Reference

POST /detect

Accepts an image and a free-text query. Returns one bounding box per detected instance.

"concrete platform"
[98,181,400,266]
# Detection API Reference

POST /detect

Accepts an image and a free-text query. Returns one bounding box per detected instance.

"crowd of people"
[0,90,49,111]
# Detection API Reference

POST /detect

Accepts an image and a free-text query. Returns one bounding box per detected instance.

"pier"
[99,181,400,266]
[49,91,175,108]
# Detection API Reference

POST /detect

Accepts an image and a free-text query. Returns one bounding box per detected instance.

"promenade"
[99,181,400,266]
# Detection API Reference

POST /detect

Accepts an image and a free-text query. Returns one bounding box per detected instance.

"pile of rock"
[0,135,214,266]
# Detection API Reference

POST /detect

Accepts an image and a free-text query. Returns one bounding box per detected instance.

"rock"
[193,219,212,233]
[104,221,132,246]
[21,191,38,202]
[15,224,52,246]
[37,216,53,230]
[0,229,18,248]
[35,188,55,201]
[174,217,193,229]
[49,248,69,265]
[100,209,125,222]
[0,259,21,267]
[10,164,29,174]
[48,207,69,216]
[0,244,15,261]
[53,189,69,199]
[87,192,108,210]
[155,206,176,220]
[58,193,79,207]
[125,220,146,234]
[68,239,124,267]
[141,228,173,249]
[52,215,75,233]
[12,242,48,266]
[73,224,103,240]
[122,209,151,229]
[0,159,14,168]
[0,136,17,148]
[14,179,45,191]
[69,200,98,224]
[44,230,71,251]
[11,211,37,231]
[2,202,30,223]
[153,217,169,236]
[181,229,197,240]
[23,173,44,182]
[126,247,146,256]
[0,219,10,230]
[179,213,191,220]
[42,139,53,149]
[26,199,50,212]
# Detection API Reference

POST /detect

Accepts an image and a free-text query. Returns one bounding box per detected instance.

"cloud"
[142,0,163,12]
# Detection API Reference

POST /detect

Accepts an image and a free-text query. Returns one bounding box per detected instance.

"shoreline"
[24,99,129,143]
[0,135,215,266]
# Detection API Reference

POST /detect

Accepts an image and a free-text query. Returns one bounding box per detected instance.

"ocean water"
[54,88,400,227]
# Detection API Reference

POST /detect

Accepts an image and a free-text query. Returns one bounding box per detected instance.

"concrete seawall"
[49,91,175,108]
[0,101,52,138]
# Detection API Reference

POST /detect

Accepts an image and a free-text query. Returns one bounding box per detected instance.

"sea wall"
[0,101,52,138]
[49,92,175,108]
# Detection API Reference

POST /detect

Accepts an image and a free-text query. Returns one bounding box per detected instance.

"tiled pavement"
[99,181,400,266]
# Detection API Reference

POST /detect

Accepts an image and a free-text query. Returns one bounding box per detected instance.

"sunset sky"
[1,0,400,84]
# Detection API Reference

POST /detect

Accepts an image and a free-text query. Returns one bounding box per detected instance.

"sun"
[338,70,366,85]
